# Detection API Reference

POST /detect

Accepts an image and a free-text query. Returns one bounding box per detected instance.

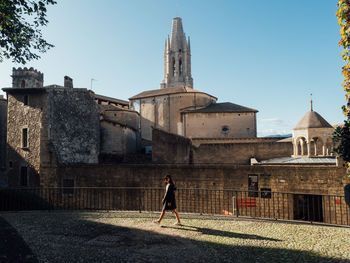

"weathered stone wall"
[184,112,256,138]
[103,109,139,130]
[56,163,348,195]
[193,142,293,164]
[152,128,293,164]
[47,88,100,164]
[0,96,7,170]
[152,128,191,164]
[51,163,349,224]
[6,92,46,186]
[100,121,137,155]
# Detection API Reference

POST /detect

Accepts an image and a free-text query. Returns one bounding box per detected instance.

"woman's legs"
[157,209,166,223]
[173,209,181,223]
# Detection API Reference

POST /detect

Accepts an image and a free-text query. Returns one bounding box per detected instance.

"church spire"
[160,17,193,89]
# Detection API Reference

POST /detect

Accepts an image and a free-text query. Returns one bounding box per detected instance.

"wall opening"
[293,194,323,222]
[24,95,28,106]
[248,174,258,197]
[20,166,28,186]
[22,128,28,148]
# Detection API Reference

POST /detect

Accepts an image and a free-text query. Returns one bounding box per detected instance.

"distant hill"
[264,134,292,138]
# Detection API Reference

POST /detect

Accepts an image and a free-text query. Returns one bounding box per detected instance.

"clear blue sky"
[0,0,346,136]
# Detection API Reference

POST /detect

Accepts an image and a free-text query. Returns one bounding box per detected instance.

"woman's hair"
[164,174,175,186]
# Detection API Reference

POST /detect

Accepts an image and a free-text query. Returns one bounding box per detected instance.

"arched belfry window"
[179,58,183,76]
[20,80,25,88]
[172,57,176,77]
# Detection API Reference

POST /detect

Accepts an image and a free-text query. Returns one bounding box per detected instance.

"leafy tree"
[0,0,56,64]
[335,1,350,170]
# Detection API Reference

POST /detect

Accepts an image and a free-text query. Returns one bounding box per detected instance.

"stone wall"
[47,88,100,164]
[193,142,293,164]
[6,92,46,186]
[152,128,293,164]
[0,96,7,170]
[53,162,348,224]
[55,163,348,195]
[100,121,137,155]
[103,109,139,130]
[152,128,191,164]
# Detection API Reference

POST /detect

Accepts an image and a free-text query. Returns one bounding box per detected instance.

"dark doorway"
[20,166,28,186]
[293,194,323,222]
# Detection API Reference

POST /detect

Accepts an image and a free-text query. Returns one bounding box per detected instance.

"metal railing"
[0,187,349,226]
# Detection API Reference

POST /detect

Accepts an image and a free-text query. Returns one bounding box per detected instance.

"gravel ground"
[1,211,350,263]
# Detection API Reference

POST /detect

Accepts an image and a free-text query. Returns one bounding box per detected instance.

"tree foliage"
[333,121,350,162]
[0,0,56,64]
[335,0,350,169]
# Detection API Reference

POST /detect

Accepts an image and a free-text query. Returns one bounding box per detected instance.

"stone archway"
[295,137,307,156]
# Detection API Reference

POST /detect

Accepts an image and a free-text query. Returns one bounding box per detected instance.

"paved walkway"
[0,216,38,263]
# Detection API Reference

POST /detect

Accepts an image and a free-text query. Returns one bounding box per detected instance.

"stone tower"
[160,17,193,89]
[12,67,43,89]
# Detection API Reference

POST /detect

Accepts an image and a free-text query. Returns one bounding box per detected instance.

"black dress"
[162,183,177,210]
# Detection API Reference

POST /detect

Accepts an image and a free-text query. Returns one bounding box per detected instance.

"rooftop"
[258,156,337,165]
[182,102,258,113]
[129,86,217,100]
[294,110,333,130]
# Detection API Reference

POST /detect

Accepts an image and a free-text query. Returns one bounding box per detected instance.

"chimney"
[64,76,73,88]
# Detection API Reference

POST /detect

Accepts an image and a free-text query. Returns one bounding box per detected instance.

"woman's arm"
[162,184,172,203]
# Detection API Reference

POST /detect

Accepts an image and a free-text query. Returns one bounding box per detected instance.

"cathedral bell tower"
[160,17,193,89]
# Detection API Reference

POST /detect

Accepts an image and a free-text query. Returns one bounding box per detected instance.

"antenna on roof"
[310,93,313,111]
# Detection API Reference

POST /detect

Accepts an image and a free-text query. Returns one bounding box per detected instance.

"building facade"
[131,17,258,142]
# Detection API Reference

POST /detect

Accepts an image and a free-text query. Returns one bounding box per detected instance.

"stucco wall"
[134,92,215,141]
[184,112,256,138]
[47,88,100,164]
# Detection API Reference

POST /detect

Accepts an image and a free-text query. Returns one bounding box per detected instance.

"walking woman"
[154,175,181,225]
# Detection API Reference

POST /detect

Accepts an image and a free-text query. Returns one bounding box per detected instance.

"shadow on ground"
[161,224,282,242]
[1,213,349,263]
[0,217,38,263]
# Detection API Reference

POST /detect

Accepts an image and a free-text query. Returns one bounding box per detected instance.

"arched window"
[20,80,25,88]
[172,57,176,77]
[179,58,183,76]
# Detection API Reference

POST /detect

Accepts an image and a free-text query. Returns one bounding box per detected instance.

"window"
[172,58,176,76]
[22,128,28,148]
[248,174,258,197]
[24,95,28,105]
[20,166,28,186]
[221,126,230,134]
[20,80,25,88]
[63,179,74,194]
[261,188,271,199]
[179,59,183,76]
[9,161,13,168]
